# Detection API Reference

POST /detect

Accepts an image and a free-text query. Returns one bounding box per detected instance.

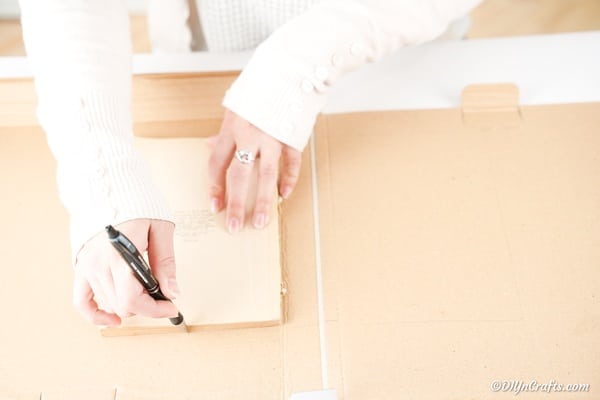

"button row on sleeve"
[81,96,118,221]
[331,40,365,70]
[289,41,364,138]
[302,39,365,95]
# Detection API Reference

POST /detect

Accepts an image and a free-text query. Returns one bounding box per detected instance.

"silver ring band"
[235,149,256,164]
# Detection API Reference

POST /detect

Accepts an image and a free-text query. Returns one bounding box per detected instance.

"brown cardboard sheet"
[0,75,598,399]
[0,126,320,399]
[313,100,600,398]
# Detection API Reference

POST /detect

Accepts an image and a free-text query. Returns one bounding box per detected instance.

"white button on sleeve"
[301,79,314,93]
[95,166,106,178]
[331,53,345,67]
[315,66,329,81]
[350,42,365,56]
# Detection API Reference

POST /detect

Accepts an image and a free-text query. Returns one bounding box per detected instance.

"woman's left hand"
[208,109,302,233]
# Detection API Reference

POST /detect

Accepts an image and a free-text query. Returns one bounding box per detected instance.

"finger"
[110,260,145,317]
[111,264,178,319]
[252,144,281,229]
[208,134,235,214]
[129,295,179,319]
[279,146,302,199]
[108,219,152,316]
[93,265,121,315]
[148,220,179,299]
[73,274,120,326]
[111,262,178,319]
[87,276,115,315]
[75,241,117,314]
[225,147,257,233]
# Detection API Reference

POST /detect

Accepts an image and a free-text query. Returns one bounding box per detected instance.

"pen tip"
[170,312,185,326]
[106,225,118,239]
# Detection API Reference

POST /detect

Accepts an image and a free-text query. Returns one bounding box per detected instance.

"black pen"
[105,225,184,326]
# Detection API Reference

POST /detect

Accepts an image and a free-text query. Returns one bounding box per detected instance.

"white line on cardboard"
[309,133,329,390]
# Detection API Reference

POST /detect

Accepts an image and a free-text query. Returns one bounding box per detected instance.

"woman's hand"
[208,109,302,233]
[73,219,180,326]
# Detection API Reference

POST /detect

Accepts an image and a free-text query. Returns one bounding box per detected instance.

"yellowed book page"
[102,137,281,335]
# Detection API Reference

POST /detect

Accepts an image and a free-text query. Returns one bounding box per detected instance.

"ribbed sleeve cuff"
[63,151,173,264]
[222,43,329,151]
[38,91,173,264]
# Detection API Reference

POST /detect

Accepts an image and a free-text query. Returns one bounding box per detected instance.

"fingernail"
[281,186,292,199]
[228,218,240,234]
[210,197,220,214]
[253,213,265,229]
[168,279,180,298]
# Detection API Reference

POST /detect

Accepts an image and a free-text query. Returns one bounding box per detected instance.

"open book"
[101,137,282,336]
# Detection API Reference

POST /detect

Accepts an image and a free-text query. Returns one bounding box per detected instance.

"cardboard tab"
[461,83,521,127]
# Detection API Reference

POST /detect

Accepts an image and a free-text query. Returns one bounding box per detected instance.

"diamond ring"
[235,149,257,165]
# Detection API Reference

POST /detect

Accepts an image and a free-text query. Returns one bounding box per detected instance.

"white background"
[0,0,149,18]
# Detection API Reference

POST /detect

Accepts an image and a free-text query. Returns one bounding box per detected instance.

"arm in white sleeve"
[19,0,172,262]
[223,0,483,151]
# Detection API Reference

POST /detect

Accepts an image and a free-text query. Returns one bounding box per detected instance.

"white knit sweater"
[19,0,481,260]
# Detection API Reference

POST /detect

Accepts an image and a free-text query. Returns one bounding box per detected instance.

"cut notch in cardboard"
[461,82,522,128]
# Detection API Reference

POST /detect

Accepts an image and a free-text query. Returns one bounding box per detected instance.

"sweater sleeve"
[19,0,173,262]
[223,0,482,151]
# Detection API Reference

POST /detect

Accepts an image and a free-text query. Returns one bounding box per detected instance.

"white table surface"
[1,31,599,112]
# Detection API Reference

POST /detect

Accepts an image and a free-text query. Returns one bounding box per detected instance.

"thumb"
[147,220,180,300]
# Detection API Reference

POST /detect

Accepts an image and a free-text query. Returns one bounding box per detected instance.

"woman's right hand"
[72,219,180,326]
